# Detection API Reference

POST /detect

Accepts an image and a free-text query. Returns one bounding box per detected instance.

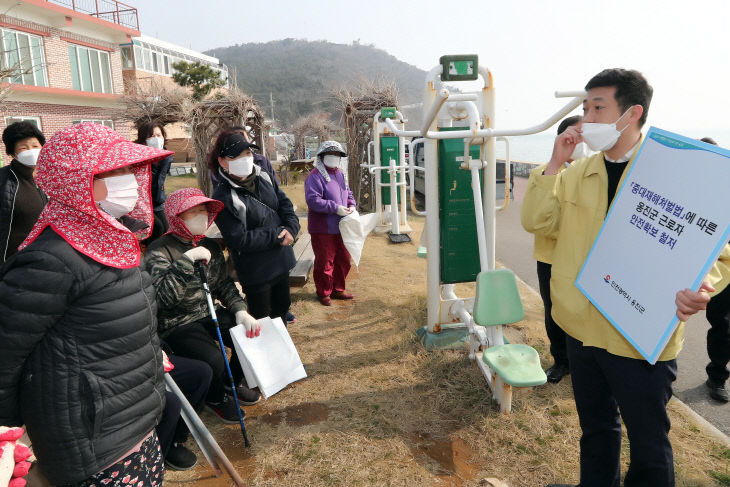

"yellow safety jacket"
[522,145,730,361]
[522,163,562,264]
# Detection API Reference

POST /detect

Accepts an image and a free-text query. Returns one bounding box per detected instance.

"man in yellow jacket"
[523,68,730,487]
[523,115,584,384]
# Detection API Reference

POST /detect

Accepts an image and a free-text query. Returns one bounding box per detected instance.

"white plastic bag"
[338,211,377,268]
[230,317,307,399]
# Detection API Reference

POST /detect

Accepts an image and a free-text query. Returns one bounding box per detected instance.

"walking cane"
[164,374,245,486]
[195,261,251,447]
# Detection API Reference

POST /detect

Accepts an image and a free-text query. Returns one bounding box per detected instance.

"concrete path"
[496,175,730,437]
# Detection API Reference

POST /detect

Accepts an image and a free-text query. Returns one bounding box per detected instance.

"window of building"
[169,56,180,74]
[68,45,113,93]
[130,40,228,86]
[72,119,114,129]
[143,48,152,72]
[5,116,42,131]
[0,28,48,87]
[120,45,133,70]
[133,45,143,69]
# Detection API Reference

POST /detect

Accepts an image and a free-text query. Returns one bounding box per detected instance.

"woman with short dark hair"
[0,121,48,263]
[137,122,174,242]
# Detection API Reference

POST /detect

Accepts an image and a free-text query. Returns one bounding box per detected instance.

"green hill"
[205,39,425,128]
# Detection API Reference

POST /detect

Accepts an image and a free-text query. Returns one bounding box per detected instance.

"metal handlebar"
[555,90,587,98]
[368,165,409,175]
[496,136,511,211]
[382,89,586,141]
[408,137,426,216]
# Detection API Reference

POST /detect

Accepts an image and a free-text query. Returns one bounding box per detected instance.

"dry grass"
[164,175,307,213]
[283,181,307,214]
[164,183,730,486]
[165,173,199,194]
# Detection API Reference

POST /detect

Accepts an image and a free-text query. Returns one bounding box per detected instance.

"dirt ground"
[161,177,730,487]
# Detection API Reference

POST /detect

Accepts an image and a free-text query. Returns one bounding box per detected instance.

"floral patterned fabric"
[18,123,173,269]
[163,187,223,246]
[67,434,164,487]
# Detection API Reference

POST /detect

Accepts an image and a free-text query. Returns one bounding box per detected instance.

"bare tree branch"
[187,88,266,195]
[0,64,38,107]
[290,111,341,160]
[334,78,398,211]
[116,78,191,130]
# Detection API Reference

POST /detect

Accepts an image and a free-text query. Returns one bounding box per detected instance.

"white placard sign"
[230,317,307,399]
[576,127,730,363]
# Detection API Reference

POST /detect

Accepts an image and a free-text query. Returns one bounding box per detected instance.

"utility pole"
[269,91,275,124]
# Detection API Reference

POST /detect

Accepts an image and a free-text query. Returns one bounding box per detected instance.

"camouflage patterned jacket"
[144,234,247,336]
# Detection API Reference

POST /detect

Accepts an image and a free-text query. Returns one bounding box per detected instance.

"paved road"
[497,175,730,437]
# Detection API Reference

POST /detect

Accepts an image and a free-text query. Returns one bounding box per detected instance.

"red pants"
[311,233,351,298]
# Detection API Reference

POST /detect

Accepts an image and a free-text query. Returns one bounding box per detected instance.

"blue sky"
[138,0,730,139]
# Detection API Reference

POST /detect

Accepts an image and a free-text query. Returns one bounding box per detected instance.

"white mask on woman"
[99,173,138,218]
[323,154,340,168]
[182,213,209,236]
[228,155,255,177]
[145,136,164,150]
[15,148,41,167]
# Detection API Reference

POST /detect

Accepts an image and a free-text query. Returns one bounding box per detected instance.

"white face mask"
[228,155,255,177]
[205,222,222,239]
[581,108,633,152]
[570,142,591,161]
[99,173,138,218]
[322,154,340,168]
[182,213,209,236]
[15,148,41,167]
[145,136,164,150]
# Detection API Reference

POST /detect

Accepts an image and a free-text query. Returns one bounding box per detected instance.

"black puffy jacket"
[0,162,47,262]
[0,228,165,484]
[213,168,300,286]
[0,164,20,261]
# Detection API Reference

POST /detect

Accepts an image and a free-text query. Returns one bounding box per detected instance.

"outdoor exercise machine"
[383,55,586,412]
[407,135,512,222]
[362,107,412,243]
[407,135,512,261]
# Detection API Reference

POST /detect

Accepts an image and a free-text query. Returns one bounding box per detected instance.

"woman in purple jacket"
[305,141,356,306]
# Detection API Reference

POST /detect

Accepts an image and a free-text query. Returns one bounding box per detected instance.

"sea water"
[495,128,730,164]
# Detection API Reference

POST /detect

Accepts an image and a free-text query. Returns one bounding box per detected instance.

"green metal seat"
[482,345,547,387]
[473,269,524,327]
[473,269,546,394]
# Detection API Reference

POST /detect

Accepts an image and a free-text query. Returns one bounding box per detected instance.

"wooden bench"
[289,232,314,287]
[169,165,195,176]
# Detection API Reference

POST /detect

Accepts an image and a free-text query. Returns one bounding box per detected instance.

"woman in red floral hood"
[0,123,173,485]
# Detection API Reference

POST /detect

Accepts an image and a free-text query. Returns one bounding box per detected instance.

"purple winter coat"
[305,167,355,234]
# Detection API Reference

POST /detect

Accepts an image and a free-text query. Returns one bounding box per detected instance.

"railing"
[47,0,139,31]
